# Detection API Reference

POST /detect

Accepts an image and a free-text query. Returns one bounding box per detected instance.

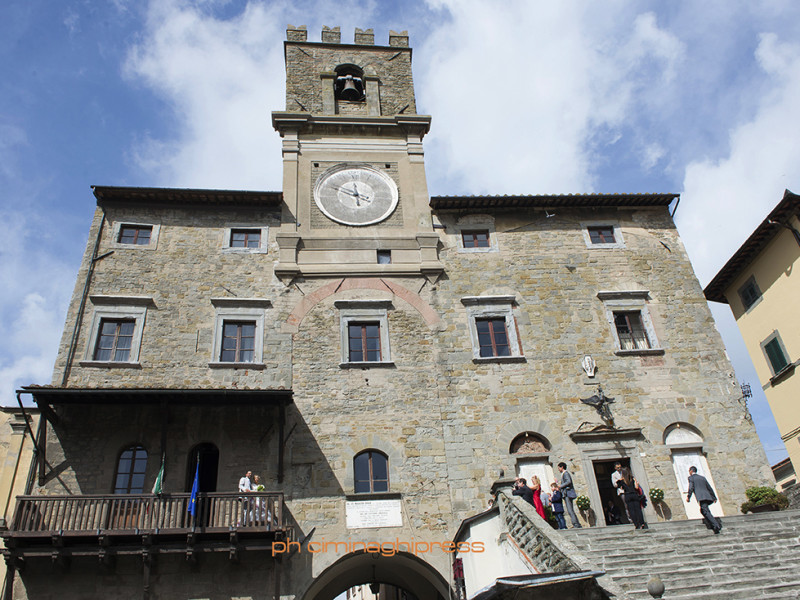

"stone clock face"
[313,164,399,226]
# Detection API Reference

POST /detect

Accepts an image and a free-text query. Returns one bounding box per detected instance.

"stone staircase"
[559,509,800,599]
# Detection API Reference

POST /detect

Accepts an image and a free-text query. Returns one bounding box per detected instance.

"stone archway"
[300,550,450,600]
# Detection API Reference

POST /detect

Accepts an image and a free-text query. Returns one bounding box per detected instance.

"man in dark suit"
[687,466,722,534]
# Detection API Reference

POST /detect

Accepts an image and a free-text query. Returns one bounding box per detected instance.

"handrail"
[10,492,284,534]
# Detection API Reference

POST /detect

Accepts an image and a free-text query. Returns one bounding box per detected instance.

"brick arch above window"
[285,277,439,332]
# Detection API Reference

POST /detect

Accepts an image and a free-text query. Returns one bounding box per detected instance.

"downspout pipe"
[61,207,109,387]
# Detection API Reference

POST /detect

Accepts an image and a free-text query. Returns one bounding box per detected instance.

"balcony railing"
[10,492,284,537]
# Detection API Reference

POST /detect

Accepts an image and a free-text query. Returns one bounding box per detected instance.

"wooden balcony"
[3,492,290,562]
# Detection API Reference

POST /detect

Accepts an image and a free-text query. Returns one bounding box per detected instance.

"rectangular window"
[93,318,136,361]
[475,318,511,357]
[348,322,382,362]
[377,250,392,264]
[588,225,616,244]
[220,321,256,363]
[738,277,762,311]
[613,311,651,350]
[462,230,490,249]
[230,229,261,249]
[118,225,152,246]
[764,337,789,375]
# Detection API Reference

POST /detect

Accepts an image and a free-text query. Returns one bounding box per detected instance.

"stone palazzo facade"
[3,25,772,600]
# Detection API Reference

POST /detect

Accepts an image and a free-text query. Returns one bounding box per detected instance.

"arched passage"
[301,550,450,600]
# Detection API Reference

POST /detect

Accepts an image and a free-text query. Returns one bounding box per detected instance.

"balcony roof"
[429,192,677,210]
[22,386,292,406]
[92,186,283,208]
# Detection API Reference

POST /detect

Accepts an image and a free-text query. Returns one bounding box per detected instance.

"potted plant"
[649,487,664,504]
[740,486,789,514]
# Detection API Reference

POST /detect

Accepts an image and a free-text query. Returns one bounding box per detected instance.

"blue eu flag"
[188,462,199,517]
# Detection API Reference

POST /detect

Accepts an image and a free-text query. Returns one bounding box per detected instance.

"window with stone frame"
[738,276,762,311]
[230,229,261,249]
[354,450,389,493]
[82,296,152,367]
[461,296,525,362]
[209,298,270,368]
[220,321,257,363]
[336,300,393,366]
[118,225,152,246]
[222,225,268,253]
[597,290,662,355]
[455,215,498,253]
[114,445,148,494]
[613,311,652,351]
[93,318,136,361]
[582,221,624,249]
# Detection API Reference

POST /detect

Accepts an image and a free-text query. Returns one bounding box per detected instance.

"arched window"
[114,445,148,494]
[354,450,388,493]
[334,64,365,102]
[509,432,550,455]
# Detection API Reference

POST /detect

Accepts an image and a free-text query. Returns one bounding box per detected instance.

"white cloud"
[123,0,391,190]
[124,1,289,189]
[0,208,75,403]
[416,3,684,194]
[679,32,800,285]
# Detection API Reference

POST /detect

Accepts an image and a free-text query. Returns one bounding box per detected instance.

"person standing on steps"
[557,462,582,528]
[615,467,648,529]
[687,466,722,534]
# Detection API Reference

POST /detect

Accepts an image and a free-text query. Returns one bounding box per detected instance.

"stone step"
[551,510,800,600]
[593,551,799,575]
[610,562,800,588]
[569,535,800,557]
[625,579,800,600]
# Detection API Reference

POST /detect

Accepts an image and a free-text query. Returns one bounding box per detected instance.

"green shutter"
[765,338,789,374]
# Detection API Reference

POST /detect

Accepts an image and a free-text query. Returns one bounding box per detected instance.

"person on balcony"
[238,470,252,525]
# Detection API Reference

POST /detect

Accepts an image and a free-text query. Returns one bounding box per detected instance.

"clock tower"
[272,25,442,281]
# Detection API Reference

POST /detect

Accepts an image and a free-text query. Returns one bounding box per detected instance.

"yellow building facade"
[705,190,800,475]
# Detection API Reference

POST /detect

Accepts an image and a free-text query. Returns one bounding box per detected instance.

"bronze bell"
[337,75,363,101]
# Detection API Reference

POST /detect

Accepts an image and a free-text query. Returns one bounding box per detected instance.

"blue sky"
[2,0,799,465]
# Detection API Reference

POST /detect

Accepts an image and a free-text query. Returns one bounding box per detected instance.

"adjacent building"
[704,189,800,479]
[2,26,773,600]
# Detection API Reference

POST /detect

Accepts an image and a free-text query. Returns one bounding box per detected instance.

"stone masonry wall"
[284,42,416,115]
[37,199,773,596]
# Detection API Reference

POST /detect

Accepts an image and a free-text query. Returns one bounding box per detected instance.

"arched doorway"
[664,423,723,520]
[301,551,450,600]
[509,432,554,490]
[186,442,219,493]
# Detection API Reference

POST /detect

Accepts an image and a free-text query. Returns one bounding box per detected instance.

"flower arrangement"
[576,495,591,511]
[649,487,664,503]
[256,484,265,491]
